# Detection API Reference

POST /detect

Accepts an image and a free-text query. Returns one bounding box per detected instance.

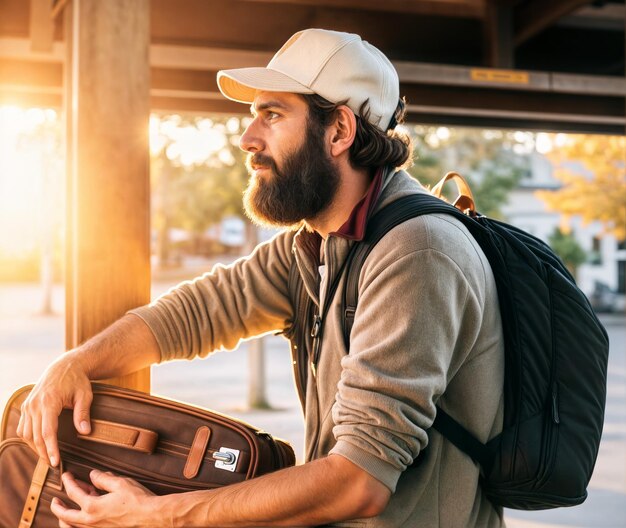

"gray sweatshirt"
[130,170,505,527]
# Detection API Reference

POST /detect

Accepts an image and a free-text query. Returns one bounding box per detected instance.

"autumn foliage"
[536,135,626,241]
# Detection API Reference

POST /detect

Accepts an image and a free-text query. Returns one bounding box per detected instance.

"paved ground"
[1,282,624,527]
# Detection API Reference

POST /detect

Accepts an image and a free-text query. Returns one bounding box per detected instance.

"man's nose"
[239,119,263,153]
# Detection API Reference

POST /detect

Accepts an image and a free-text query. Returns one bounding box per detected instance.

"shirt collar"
[329,167,384,242]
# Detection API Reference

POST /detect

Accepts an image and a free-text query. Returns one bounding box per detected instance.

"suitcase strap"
[18,457,49,528]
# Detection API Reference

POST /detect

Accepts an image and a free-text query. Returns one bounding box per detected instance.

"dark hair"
[303,94,413,171]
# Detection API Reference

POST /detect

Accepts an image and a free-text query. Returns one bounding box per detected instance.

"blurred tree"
[405,126,531,218]
[535,135,626,241]
[150,115,249,266]
[151,115,272,409]
[548,227,587,280]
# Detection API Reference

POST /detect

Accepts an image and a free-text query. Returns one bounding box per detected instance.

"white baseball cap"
[217,28,400,130]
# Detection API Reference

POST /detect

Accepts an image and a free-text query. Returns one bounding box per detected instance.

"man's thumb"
[73,392,92,435]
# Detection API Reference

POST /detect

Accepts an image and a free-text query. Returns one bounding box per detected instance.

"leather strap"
[78,419,158,454]
[183,426,211,479]
[18,457,49,528]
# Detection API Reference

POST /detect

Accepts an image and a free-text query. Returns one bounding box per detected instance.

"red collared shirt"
[329,167,384,242]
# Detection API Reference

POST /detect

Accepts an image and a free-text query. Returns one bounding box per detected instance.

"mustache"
[246,153,278,173]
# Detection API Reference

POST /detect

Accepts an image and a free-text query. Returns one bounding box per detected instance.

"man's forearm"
[156,454,390,527]
[71,313,161,380]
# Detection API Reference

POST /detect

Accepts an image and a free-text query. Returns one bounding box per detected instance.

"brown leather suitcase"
[0,383,296,527]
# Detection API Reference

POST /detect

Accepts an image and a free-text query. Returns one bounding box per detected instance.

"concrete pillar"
[64,0,151,392]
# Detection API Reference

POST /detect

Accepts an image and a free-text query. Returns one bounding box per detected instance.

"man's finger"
[51,496,84,528]
[41,411,60,467]
[31,416,51,465]
[73,390,92,435]
[18,411,32,444]
[61,472,91,506]
[89,469,123,493]
[16,411,24,438]
[73,476,99,497]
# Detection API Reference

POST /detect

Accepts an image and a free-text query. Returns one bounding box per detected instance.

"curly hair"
[303,94,413,172]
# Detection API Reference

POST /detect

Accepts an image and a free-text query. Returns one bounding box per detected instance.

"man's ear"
[328,105,357,158]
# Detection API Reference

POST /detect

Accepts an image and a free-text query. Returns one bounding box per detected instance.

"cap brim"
[217,67,314,104]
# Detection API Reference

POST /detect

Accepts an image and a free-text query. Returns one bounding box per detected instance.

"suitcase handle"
[77,419,159,454]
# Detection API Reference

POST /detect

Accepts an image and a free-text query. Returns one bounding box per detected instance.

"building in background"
[504,153,625,312]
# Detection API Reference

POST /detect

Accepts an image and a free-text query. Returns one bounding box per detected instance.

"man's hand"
[16,351,93,467]
[50,455,389,527]
[16,314,161,469]
[51,470,157,528]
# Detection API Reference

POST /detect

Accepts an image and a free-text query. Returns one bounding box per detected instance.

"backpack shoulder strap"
[342,192,471,341]
[341,192,492,471]
[286,256,313,410]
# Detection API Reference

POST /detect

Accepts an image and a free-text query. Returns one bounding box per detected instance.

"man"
[19,28,505,527]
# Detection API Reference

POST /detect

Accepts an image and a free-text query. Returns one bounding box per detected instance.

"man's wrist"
[142,494,175,528]
[155,490,216,528]
[63,347,94,379]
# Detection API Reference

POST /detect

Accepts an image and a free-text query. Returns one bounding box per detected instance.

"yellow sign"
[470,69,530,84]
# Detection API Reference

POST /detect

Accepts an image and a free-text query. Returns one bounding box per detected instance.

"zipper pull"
[310,315,322,377]
[551,386,560,424]
[311,315,321,339]
[311,334,322,377]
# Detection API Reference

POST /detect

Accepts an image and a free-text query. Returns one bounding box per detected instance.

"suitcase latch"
[213,447,240,472]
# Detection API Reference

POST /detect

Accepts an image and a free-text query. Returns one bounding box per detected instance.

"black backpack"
[287,173,609,510]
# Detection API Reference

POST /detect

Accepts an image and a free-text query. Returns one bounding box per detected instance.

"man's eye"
[268,112,280,120]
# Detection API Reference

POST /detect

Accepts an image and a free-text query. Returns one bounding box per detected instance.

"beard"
[242,121,340,229]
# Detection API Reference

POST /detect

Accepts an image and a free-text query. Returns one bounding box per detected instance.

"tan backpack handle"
[431,172,476,215]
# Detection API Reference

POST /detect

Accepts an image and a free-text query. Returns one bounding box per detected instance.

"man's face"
[240,92,340,229]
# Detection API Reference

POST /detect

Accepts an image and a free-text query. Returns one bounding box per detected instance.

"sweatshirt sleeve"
[329,215,489,492]
[128,230,295,362]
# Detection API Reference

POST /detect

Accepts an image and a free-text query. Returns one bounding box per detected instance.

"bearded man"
[19,28,504,527]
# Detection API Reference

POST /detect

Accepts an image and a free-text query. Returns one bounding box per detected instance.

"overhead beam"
[408,110,625,134]
[395,62,626,96]
[3,47,624,98]
[515,0,593,46]
[239,0,486,17]
[151,44,271,71]
[1,34,622,134]
[0,38,271,69]
[408,104,625,128]
[559,3,626,31]
[0,57,62,87]
[0,38,64,62]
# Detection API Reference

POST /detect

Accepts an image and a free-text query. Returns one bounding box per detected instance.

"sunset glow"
[0,106,62,257]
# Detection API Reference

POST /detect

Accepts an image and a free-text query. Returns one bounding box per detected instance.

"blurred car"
[589,281,619,313]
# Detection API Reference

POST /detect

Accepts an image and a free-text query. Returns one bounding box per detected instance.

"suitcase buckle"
[213,447,240,472]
